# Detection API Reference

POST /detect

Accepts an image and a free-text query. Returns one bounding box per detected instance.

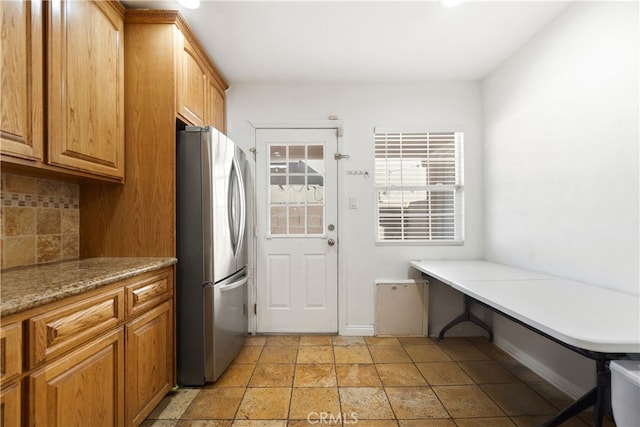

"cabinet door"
[47,0,124,179]
[207,76,226,132]
[178,35,207,126]
[0,0,44,160]
[1,321,23,383]
[125,301,173,426]
[0,381,22,427]
[29,328,125,427]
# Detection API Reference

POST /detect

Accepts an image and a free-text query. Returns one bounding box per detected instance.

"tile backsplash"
[1,173,79,269]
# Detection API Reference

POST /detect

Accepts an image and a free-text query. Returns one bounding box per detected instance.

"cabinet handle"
[0,337,5,374]
[132,279,167,304]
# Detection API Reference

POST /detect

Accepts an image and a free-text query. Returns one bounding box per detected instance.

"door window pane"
[270,206,286,235]
[307,145,324,174]
[289,145,305,161]
[307,183,324,204]
[307,205,324,234]
[288,206,306,234]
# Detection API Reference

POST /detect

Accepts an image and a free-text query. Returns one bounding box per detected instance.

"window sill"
[375,240,464,247]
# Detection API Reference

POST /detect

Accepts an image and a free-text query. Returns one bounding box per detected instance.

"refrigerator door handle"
[228,157,247,257]
[236,156,247,258]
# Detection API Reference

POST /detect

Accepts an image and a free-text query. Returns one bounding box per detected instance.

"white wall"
[482,1,639,396]
[225,0,638,398]
[226,82,485,335]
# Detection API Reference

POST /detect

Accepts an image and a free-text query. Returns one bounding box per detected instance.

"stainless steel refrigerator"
[176,126,248,385]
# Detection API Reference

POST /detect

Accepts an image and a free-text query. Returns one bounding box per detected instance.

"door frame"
[247,120,345,335]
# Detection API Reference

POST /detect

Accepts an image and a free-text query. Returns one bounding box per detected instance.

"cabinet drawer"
[0,322,22,383]
[126,269,173,318]
[27,287,125,368]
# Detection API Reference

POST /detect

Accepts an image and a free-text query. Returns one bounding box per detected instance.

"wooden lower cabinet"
[125,301,173,426]
[29,328,125,426]
[1,381,22,427]
[9,266,174,427]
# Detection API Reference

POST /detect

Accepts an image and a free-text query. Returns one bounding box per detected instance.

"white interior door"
[255,128,338,333]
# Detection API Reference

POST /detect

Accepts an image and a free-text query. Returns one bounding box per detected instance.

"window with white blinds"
[375,130,463,242]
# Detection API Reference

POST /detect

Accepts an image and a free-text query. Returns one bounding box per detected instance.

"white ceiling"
[122,0,571,84]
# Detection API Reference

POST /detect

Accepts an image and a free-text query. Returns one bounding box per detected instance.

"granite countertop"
[0,257,177,317]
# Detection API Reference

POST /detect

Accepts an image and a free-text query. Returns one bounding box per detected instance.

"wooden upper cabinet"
[177,34,207,126]
[207,76,226,132]
[0,0,44,161]
[178,31,227,130]
[47,0,125,179]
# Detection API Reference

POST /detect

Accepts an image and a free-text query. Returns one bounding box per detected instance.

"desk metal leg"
[438,295,493,342]
[542,359,610,427]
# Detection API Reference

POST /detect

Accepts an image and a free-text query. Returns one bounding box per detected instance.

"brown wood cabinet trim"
[0,156,124,183]
[109,0,126,15]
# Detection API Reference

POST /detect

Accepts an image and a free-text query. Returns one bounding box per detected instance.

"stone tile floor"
[142,335,617,426]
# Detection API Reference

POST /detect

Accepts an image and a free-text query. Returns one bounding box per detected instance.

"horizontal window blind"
[375,131,463,242]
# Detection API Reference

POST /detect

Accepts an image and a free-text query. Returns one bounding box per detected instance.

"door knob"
[327,238,336,246]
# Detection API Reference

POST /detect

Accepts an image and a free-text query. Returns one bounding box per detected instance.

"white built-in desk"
[410,260,640,427]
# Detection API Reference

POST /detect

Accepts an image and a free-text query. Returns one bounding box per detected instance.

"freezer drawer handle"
[220,276,249,292]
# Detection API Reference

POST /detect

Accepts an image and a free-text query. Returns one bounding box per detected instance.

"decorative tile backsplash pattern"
[1,173,80,269]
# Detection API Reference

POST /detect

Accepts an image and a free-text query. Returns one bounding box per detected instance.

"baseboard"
[494,335,588,399]
[342,324,375,336]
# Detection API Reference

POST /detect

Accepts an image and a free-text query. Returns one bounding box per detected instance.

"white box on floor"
[610,360,640,427]
[375,279,428,336]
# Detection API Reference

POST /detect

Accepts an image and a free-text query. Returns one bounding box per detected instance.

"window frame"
[267,142,327,238]
[374,128,465,245]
